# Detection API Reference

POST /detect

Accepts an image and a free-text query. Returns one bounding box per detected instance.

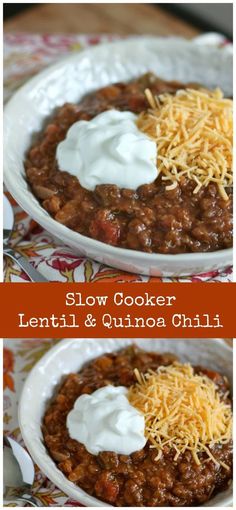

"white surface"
[3,195,14,231]
[56,110,157,191]
[18,338,233,507]
[7,437,35,486]
[4,448,23,490]
[4,37,233,277]
[67,385,146,455]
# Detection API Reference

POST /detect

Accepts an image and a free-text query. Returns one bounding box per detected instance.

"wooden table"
[4,3,201,38]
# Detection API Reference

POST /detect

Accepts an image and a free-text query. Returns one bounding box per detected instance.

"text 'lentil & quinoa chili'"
[25,73,233,254]
[42,346,233,506]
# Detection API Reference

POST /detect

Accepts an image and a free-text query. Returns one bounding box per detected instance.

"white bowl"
[4,37,233,277]
[18,338,233,507]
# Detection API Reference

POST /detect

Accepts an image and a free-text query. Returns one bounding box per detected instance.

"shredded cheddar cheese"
[137,88,233,199]
[128,363,232,468]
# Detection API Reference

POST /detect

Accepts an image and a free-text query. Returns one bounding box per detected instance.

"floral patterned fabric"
[3,339,85,507]
[3,33,233,283]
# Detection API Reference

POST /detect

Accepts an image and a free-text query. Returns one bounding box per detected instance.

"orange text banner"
[0,283,235,338]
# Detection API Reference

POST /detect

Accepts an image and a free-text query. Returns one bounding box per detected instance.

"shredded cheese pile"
[137,88,233,200]
[128,362,232,468]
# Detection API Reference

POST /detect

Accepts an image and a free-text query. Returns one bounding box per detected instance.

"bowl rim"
[3,36,233,268]
[18,338,233,507]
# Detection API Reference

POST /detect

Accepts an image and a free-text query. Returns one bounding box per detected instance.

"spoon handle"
[3,247,48,282]
[7,494,43,507]
[16,494,42,507]
[4,490,43,507]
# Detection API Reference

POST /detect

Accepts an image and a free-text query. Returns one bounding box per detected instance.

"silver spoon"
[3,436,42,506]
[3,195,48,282]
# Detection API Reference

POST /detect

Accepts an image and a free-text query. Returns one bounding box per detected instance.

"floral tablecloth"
[3,33,233,283]
[3,339,85,507]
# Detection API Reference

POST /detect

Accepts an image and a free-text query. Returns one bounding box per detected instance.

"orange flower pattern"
[3,347,15,392]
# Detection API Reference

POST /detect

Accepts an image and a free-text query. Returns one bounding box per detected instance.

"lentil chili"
[42,346,232,506]
[25,74,233,254]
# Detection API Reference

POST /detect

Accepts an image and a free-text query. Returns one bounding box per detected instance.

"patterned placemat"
[3,339,85,507]
[3,33,233,283]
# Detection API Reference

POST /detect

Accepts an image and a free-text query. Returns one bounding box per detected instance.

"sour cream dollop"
[66,385,147,455]
[56,109,157,191]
